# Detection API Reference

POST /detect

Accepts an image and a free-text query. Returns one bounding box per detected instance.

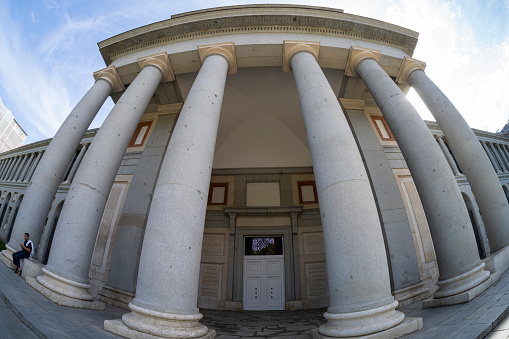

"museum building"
[1,4,509,338]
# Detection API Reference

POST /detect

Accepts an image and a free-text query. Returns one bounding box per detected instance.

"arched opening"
[0,192,12,242]
[42,200,64,265]
[6,195,23,242]
[462,193,485,259]
[503,185,509,204]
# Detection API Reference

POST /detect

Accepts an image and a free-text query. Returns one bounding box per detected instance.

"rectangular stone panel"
[202,234,225,255]
[303,232,325,255]
[199,264,222,299]
[305,262,328,297]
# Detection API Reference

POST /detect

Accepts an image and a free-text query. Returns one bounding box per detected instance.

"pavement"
[2,260,509,338]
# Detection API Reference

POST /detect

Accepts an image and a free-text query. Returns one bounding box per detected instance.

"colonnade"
[0,151,43,183]
[0,41,507,338]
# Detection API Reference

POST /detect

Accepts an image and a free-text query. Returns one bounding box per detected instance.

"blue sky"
[0,0,508,143]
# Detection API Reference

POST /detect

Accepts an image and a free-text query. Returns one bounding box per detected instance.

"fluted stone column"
[502,145,509,162]
[495,144,509,171]
[436,136,460,176]
[398,59,509,252]
[25,151,42,182]
[348,47,491,306]
[64,144,87,184]
[284,42,420,339]
[482,141,501,173]
[17,153,34,182]
[104,43,236,339]
[7,157,21,181]
[29,53,174,311]
[0,158,13,179]
[0,160,8,178]
[489,143,507,172]
[3,67,123,266]
[13,155,28,182]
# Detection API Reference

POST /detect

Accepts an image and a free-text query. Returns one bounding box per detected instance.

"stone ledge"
[26,276,105,310]
[484,243,509,275]
[0,250,15,269]
[104,319,216,339]
[423,271,501,308]
[311,317,422,339]
[20,259,44,280]
[99,285,134,311]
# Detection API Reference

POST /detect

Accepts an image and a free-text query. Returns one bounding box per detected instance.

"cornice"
[425,121,509,145]
[98,6,418,65]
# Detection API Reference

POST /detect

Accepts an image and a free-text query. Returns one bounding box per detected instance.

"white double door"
[243,255,285,310]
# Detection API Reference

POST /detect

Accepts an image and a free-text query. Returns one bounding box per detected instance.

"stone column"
[401,61,509,252]
[25,151,42,182]
[482,141,501,173]
[495,144,509,171]
[349,47,491,306]
[436,136,461,176]
[285,42,419,338]
[64,144,87,184]
[17,153,34,182]
[30,53,173,310]
[12,155,28,182]
[0,159,8,178]
[489,143,507,172]
[105,43,236,339]
[7,157,21,181]
[502,145,509,162]
[0,158,13,180]
[5,67,123,263]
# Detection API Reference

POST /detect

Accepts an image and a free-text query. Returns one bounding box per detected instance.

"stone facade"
[1,4,509,339]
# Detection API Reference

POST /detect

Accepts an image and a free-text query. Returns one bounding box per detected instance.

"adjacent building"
[0,98,27,153]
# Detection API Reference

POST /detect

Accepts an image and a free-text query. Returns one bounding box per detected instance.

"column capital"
[396,56,426,84]
[282,40,320,72]
[137,52,175,82]
[345,46,381,77]
[93,66,125,93]
[198,42,237,74]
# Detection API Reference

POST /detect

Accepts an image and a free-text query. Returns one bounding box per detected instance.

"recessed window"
[129,121,152,147]
[298,181,318,204]
[208,183,228,205]
[245,237,283,255]
[370,115,395,141]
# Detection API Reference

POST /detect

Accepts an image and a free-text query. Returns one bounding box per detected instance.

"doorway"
[243,236,285,310]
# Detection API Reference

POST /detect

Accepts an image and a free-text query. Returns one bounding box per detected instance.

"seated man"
[12,233,33,276]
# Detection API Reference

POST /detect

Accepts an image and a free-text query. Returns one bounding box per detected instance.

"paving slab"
[2,259,509,338]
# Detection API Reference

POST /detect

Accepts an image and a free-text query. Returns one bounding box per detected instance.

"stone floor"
[2,260,509,338]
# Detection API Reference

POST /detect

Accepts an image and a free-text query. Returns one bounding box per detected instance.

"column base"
[99,285,134,310]
[423,270,500,308]
[317,300,407,337]
[20,259,44,280]
[0,245,16,269]
[433,263,490,299]
[311,317,422,339]
[26,268,105,310]
[393,282,430,308]
[105,319,216,339]
[105,302,213,338]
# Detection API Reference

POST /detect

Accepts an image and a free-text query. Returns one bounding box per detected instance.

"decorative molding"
[345,46,381,77]
[93,66,125,93]
[198,42,237,74]
[282,40,320,72]
[339,98,365,111]
[137,52,175,82]
[396,56,426,84]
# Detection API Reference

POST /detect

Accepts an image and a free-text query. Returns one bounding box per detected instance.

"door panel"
[267,276,284,309]
[243,256,285,310]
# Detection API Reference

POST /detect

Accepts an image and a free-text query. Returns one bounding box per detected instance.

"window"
[297,181,318,204]
[245,237,283,255]
[208,183,228,205]
[370,115,395,141]
[129,121,152,147]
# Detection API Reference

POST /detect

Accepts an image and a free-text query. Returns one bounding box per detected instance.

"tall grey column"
[0,160,8,178]
[17,153,34,182]
[400,60,509,252]
[7,157,21,181]
[489,143,507,172]
[436,136,460,176]
[286,42,416,338]
[34,53,173,310]
[105,44,235,339]
[64,144,87,184]
[350,47,490,305]
[13,155,28,182]
[502,145,509,162]
[495,144,509,171]
[482,141,501,173]
[25,151,42,182]
[5,66,123,263]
